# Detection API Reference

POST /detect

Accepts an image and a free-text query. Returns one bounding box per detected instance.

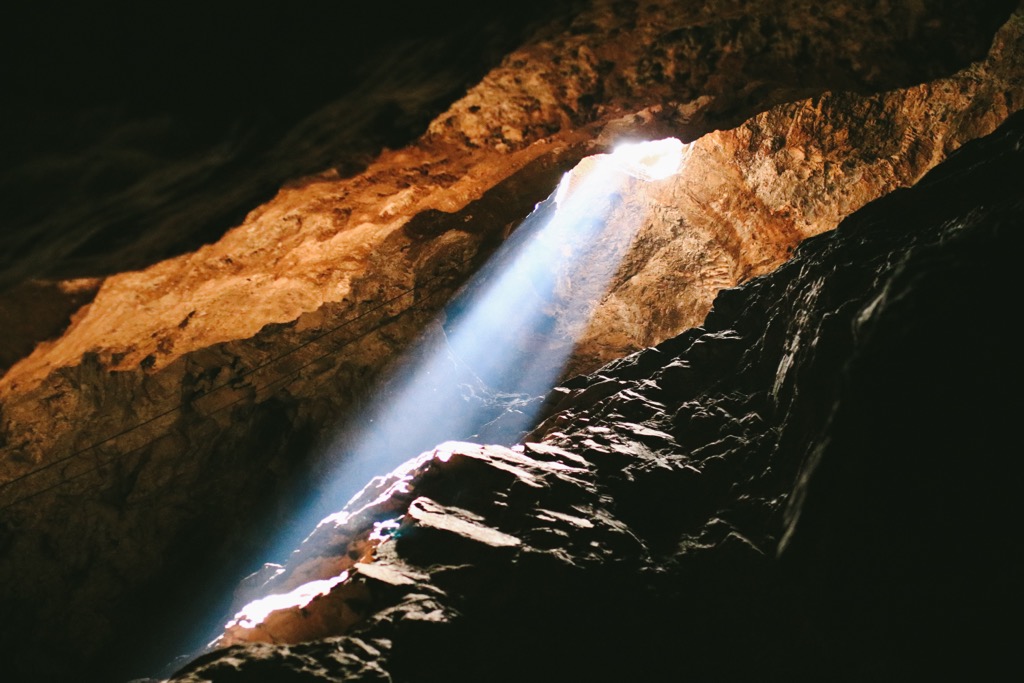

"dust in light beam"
[210,137,692,648]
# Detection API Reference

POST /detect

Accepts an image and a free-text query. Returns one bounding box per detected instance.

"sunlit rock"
[0,2,1021,680]
[175,107,1024,682]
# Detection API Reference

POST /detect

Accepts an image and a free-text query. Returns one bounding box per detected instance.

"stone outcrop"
[0,2,1021,681]
[0,278,102,374]
[0,2,584,288]
[172,108,1024,682]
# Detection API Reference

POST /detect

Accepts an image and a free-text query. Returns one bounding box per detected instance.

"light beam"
[198,137,690,654]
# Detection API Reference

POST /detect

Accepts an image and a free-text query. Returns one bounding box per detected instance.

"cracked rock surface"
[172,111,1023,682]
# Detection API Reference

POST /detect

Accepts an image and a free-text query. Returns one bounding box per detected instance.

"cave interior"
[0,1,1022,681]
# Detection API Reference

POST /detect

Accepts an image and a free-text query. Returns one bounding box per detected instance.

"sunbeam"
[202,137,691,650]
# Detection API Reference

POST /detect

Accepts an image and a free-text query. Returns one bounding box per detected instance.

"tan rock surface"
[570,10,1024,372]
[0,277,102,374]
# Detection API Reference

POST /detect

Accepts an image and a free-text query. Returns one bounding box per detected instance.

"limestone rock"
[173,106,1024,683]
[0,278,101,374]
[0,2,583,289]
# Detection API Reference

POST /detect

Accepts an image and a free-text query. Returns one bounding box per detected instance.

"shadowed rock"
[173,110,1023,682]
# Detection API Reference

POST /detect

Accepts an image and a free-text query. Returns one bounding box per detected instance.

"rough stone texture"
[0,2,583,289]
[172,110,1023,681]
[566,9,1024,374]
[0,278,102,374]
[0,2,1021,681]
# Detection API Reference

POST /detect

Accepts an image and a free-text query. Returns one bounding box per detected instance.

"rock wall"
[0,2,583,288]
[0,1,1021,680]
[172,105,1024,683]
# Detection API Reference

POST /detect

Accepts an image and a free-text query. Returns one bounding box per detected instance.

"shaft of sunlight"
[186,138,690,661]
[311,139,690,520]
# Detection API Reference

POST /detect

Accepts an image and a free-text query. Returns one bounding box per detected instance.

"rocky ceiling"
[0,1,1021,681]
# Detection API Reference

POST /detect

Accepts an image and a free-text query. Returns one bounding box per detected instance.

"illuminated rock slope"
[173,108,1024,682]
[0,1,1021,680]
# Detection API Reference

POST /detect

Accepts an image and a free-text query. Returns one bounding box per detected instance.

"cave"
[1,2,1022,681]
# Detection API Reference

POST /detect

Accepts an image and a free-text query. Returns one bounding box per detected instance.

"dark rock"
[175,110,1023,681]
